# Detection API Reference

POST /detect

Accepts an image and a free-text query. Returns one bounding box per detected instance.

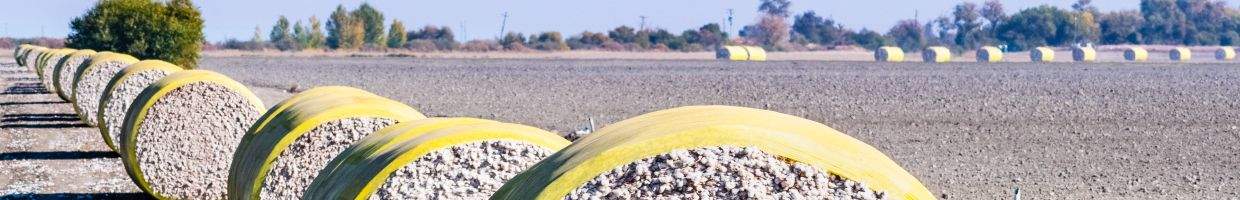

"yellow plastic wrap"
[304,118,571,200]
[717,46,748,61]
[875,47,905,62]
[69,52,138,124]
[1169,47,1191,62]
[742,46,767,61]
[1124,47,1148,61]
[96,60,185,151]
[492,105,935,200]
[1030,47,1055,62]
[975,46,1002,63]
[922,46,951,63]
[42,49,80,100]
[1217,47,1236,60]
[1072,47,1097,62]
[227,86,426,200]
[14,44,32,67]
[24,46,49,74]
[118,70,266,199]
[65,52,135,103]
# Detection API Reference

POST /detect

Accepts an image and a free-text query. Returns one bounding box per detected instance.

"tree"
[850,29,887,50]
[1099,11,1144,44]
[886,19,925,51]
[251,26,264,44]
[306,16,326,49]
[270,16,296,51]
[1140,0,1187,44]
[995,5,1090,50]
[352,2,386,47]
[530,31,568,51]
[1072,0,1099,15]
[292,20,307,50]
[327,5,363,50]
[608,26,637,44]
[67,0,204,68]
[387,20,407,48]
[746,15,791,49]
[693,23,728,49]
[758,0,792,17]
[953,2,984,48]
[793,11,848,46]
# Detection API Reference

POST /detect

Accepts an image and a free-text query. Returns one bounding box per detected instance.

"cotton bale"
[23,46,48,74]
[874,46,904,62]
[975,46,1003,63]
[922,46,951,63]
[1124,46,1148,61]
[304,118,571,199]
[1072,46,1097,62]
[227,86,426,200]
[40,49,79,98]
[716,46,748,61]
[14,44,32,67]
[742,46,767,61]
[1214,47,1234,60]
[118,70,266,199]
[1169,47,1191,62]
[71,53,140,126]
[1030,47,1055,62]
[492,105,935,200]
[96,60,185,151]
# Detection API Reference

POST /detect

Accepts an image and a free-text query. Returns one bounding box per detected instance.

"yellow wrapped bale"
[923,46,951,63]
[23,46,48,74]
[304,118,571,199]
[492,105,935,200]
[1124,47,1148,61]
[1170,47,1191,62]
[1072,47,1097,62]
[875,46,905,62]
[975,46,1002,63]
[72,53,139,126]
[97,60,185,151]
[1030,47,1055,62]
[41,49,79,99]
[227,86,426,200]
[118,70,266,199]
[742,46,767,61]
[716,46,748,61]
[1217,47,1236,60]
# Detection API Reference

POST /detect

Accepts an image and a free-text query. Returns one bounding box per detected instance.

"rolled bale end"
[1124,47,1148,61]
[25,47,49,77]
[42,49,78,98]
[1030,47,1055,63]
[227,86,427,200]
[1072,47,1097,62]
[975,46,1002,63]
[492,106,936,200]
[304,118,571,199]
[1214,47,1235,61]
[72,53,139,126]
[717,46,748,61]
[14,44,32,67]
[97,60,184,151]
[742,46,767,61]
[922,46,951,63]
[1169,47,1192,62]
[60,51,120,104]
[118,70,266,199]
[874,47,904,62]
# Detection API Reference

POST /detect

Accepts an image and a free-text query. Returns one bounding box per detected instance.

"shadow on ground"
[0,193,153,200]
[0,113,89,128]
[0,151,119,161]
[2,82,50,95]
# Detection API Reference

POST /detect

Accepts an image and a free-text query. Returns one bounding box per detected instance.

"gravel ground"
[0,60,148,199]
[203,57,1240,199]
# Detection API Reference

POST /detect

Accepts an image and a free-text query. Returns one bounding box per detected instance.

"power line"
[497,12,509,39]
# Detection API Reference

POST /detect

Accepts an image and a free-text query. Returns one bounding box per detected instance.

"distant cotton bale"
[874,46,904,62]
[742,46,767,61]
[1072,47,1097,62]
[716,46,748,61]
[1169,47,1191,62]
[975,46,1002,63]
[1030,47,1055,63]
[42,49,80,99]
[23,47,48,75]
[72,53,139,126]
[1124,47,1148,61]
[922,46,951,63]
[1215,46,1235,60]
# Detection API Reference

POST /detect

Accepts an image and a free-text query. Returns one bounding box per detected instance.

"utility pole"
[726,9,734,34]
[639,15,648,31]
[498,12,509,39]
[460,21,467,42]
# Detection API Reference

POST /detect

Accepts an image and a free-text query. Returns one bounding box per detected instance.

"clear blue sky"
[1,0,1231,42]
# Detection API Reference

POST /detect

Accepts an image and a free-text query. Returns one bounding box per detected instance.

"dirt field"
[3,54,1239,199]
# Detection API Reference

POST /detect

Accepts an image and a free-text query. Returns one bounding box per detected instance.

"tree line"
[219,0,1240,52]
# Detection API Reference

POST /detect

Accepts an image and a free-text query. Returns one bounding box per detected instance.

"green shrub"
[66,0,204,69]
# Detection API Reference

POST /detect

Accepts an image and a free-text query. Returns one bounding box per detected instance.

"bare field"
[204,57,1240,199]
[2,54,1238,199]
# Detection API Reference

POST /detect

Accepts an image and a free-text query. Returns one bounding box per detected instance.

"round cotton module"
[1030,47,1055,63]
[14,44,32,67]
[716,46,748,61]
[96,60,184,151]
[492,105,935,200]
[1169,47,1191,62]
[24,47,48,74]
[48,49,97,101]
[1217,47,1236,60]
[922,46,951,63]
[117,70,266,199]
[874,47,904,62]
[1072,47,1097,62]
[227,86,426,200]
[975,46,1002,63]
[1124,47,1148,61]
[71,53,140,126]
[40,49,77,97]
[303,118,571,199]
[742,46,767,61]
[61,52,132,104]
